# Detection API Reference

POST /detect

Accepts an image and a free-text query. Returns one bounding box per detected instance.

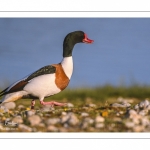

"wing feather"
[0,65,56,97]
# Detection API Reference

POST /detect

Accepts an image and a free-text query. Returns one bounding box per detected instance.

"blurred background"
[0,18,150,88]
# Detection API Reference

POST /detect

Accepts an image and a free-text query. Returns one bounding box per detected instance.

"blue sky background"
[0,18,150,88]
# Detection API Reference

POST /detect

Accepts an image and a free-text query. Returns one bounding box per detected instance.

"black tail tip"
[0,101,2,104]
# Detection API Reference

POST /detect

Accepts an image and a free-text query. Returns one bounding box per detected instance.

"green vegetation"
[50,85,150,101]
[1,84,150,107]
[0,85,150,132]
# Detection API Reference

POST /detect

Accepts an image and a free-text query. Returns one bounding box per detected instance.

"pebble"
[95,123,104,128]
[125,121,135,128]
[133,125,145,132]
[18,105,25,109]
[0,124,3,130]
[61,114,70,124]
[38,123,45,128]
[25,110,35,116]
[146,104,150,110]
[68,113,79,126]
[81,118,94,129]
[132,117,140,124]
[18,124,32,132]
[111,103,128,108]
[134,104,139,111]
[3,102,16,110]
[95,116,105,123]
[84,117,94,124]
[128,109,137,118]
[82,107,89,110]
[61,111,67,116]
[12,116,23,124]
[41,105,55,112]
[139,99,149,109]
[81,112,89,117]
[81,122,89,129]
[66,103,74,108]
[121,102,131,107]
[63,123,69,128]
[46,118,60,125]
[113,117,122,122]
[0,106,8,113]
[47,125,59,132]
[139,110,148,116]
[28,115,41,126]
[58,127,68,132]
[141,117,150,127]
[87,103,96,108]
[61,112,79,126]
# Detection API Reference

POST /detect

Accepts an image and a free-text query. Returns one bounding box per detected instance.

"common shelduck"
[0,31,93,109]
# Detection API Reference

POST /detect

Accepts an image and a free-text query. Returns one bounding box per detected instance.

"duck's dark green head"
[63,31,93,57]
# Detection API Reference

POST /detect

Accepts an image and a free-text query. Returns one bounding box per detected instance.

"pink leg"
[31,99,35,109]
[40,100,67,107]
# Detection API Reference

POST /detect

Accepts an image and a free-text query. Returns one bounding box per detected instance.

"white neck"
[61,56,73,79]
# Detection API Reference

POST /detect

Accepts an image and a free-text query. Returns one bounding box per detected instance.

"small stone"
[81,112,89,117]
[125,121,135,128]
[61,113,79,126]
[46,118,60,125]
[113,117,122,122]
[81,118,94,129]
[95,123,104,128]
[66,103,74,108]
[146,104,150,110]
[28,115,41,126]
[133,125,145,132]
[81,122,89,129]
[25,110,35,116]
[3,102,16,110]
[18,124,32,132]
[88,103,96,108]
[82,107,89,110]
[141,117,150,127]
[143,99,150,107]
[12,116,23,124]
[84,117,94,124]
[18,105,25,109]
[38,123,45,128]
[119,111,124,114]
[128,109,137,118]
[61,114,70,124]
[0,113,4,116]
[132,117,140,124]
[47,125,58,132]
[63,123,69,128]
[121,102,131,107]
[139,110,148,116]
[58,127,68,132]
[41,105,55,112]
[139,100,149,109]
[116,112,120,116]
[95,116,105,123]
[0,124,3,131]
[111,103,126,108]
[61,111,67,116]
[134,104,139,110]
[68,113,79,126]
[0,106,8,113]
